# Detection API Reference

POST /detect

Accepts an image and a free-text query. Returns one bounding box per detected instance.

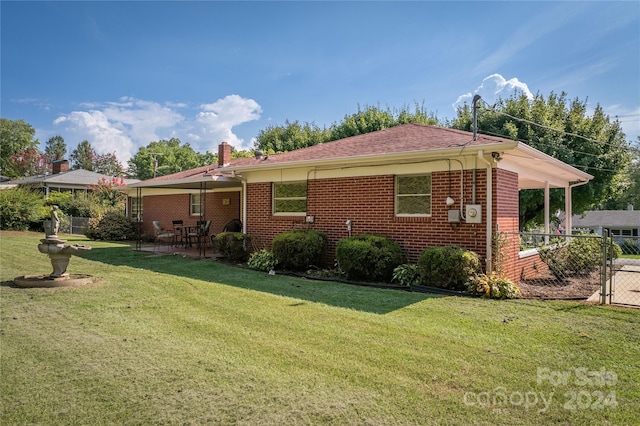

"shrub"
[539,234,621,281]
[247,249,278,272]
[468,272,521,299]
[272,230,326,271]
[335,234,403,282]
[213,232,251,262]
[392,264,420,287]
[0,187,46,231]
[417,246,481,291]
[46,192,93,218]
[85,210,136,240]
[621,239,640,255]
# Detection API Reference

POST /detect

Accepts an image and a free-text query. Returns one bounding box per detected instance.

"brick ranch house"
[126,124,592,284]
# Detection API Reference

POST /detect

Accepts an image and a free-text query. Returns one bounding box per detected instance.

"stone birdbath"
[13,207,93,288]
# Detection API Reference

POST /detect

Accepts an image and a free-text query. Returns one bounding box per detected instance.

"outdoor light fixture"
[446,196,455,206]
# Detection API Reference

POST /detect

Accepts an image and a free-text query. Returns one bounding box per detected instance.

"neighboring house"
[1,159,140,195]
[127,124,593,283]
[570,207,640,242]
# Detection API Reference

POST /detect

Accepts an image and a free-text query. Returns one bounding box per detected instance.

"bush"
[0,187,46,231]
[213,232,251,262]
[46,192,93,218]
[85,210,136,240]
[468,272,521,299]
[335,234,403,282]
[392,264,420,287]
[417,246,481,291]
[621,238,640,255]
[247,249,278,272]
[539,234,621,281]
[272,230,326,271]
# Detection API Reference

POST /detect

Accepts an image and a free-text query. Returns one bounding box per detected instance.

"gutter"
[226,142,518,174]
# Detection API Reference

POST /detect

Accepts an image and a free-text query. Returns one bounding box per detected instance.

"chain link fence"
[59,216,90,235]
[609,235,640,307]
[503,232,639,307]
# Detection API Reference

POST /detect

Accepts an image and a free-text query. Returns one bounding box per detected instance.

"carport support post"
[544,181,550,245]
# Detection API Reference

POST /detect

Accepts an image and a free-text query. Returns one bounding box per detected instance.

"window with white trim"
[273,182,307,215]
[190,193,201,216]
[130,197,142,220]
[395,175,432,216]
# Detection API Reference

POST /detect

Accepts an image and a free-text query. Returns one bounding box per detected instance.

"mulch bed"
[517,271,601,299]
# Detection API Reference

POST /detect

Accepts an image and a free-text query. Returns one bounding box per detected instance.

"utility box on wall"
[448,209,461,223]
[466,205,482,223]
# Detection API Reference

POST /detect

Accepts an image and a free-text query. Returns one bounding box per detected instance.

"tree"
[9,146,49,177]
[254,120,331,153]
[601,138,640,210]
[70,140,96,171]
[451,92,632,227]
[127,138,212,180]
[44,135,67,164]
[93,152,125,177]
[0,118,40,179]
[254,103,441,153]
[88,176,128,207]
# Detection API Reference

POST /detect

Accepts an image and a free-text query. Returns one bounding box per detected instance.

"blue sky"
[2,1,639,163]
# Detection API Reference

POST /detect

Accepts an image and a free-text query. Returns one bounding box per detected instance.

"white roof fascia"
[126,174,241,189]
[226,142,518,173]
[514,143,593,182]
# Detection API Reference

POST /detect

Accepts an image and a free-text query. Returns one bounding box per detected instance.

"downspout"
[242,179,247,235]
[477,150,493,273]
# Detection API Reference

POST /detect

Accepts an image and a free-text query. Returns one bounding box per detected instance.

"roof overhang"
[225,142,519,173]
[501,143,593,189]
[126,174,242,192]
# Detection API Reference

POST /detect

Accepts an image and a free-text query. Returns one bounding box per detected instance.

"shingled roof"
[225,123,514,170]
[572,209,640,228]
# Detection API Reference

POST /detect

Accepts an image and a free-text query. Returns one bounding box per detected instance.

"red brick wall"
[511,252,550,282]
[493,169,521,281]
[142,191,240,237]
[246,170,497,266]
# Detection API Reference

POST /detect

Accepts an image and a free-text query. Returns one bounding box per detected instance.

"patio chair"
[172,220,184,246]
[152,221,175,251]
[187,220,211,249]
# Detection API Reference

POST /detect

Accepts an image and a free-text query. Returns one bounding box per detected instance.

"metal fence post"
[601,230,608,305]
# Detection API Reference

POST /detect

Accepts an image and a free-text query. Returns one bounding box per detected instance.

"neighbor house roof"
[5,169,140,187]
[572,210,640,228]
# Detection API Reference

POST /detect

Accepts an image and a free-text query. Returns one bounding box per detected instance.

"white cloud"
[452,74,534,111]
[54,95,262,162]
[194,95,263,151]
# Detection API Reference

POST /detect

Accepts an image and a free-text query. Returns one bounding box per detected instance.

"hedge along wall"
[245,168,522,269]
[141,190,241,237]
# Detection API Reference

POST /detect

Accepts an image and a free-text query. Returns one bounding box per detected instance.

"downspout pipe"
[477,150,493,273]
[242,180,247,235]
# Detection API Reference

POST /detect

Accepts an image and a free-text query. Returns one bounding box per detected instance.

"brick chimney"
[52,159,70,174]
[218,142,232,167]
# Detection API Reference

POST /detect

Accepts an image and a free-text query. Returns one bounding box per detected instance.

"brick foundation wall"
[511,251,550,282]
[246,170,498,266]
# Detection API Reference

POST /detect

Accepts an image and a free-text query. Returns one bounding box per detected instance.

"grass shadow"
[78,245,437,314]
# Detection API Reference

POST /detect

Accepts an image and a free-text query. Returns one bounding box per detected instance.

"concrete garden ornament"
[14,206,93,287]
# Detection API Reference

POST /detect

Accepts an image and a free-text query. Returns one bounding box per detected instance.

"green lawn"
[1,232,638,425]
